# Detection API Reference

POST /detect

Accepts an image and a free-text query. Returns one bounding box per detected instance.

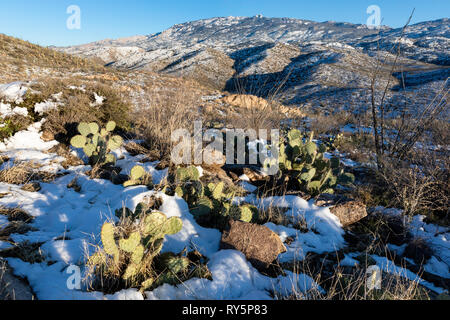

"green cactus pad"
[330,157,340,169]
[305,142,317,156]
[300,168,316,182]
[87,251,106,266]
[191,197,213,217]
[89,122,99,135]
[164,256,189,274]
[176,166,200,182]
[134,202,150,217]
[123,179,140,188]
[130,165,146,180]
[140,278,154,292]
[108,135,123,151]
[143,212,167,237]
[91,133,100,147]
[322,188,335,195]
[70,135,87,149]
[77,122,91,136]
[338,172,355,185]
[131,244,145,264]
[318,143,328,153]
[288,129,302,144]
[106,121,116,132]
[101,223,119,258]
[163,217,183,235]
[83,144,96,157]
[307,180,322,192]
[175,186,185,198]
[238,205,254,222]
[211,182,225,200]
[105,153,116,164]
[123,263,139,280]
[119,232,141,253]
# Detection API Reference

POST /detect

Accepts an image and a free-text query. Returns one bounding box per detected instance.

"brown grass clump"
[0,241,45,264]
[131,81,202,160]
[0,161,58,185]
[0,163,36,185]
[0,207,34,223]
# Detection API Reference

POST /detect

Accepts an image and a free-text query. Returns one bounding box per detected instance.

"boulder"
[330,200,368,227]
[220,220,286,271]
[0,258,34,300]
[316,194,367,227]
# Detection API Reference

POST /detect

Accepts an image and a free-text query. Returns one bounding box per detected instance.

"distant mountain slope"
[58,16,449,110]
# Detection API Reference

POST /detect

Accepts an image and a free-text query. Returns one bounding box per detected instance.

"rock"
[20,182,41,192]
[329,200,368,227]
[203,149,226,167]
[220,220,286,271]
[315,194,367,227]
[0,258,34,300]
[220,94,269,109]
[242,167,264,182]
[219,94,304,118]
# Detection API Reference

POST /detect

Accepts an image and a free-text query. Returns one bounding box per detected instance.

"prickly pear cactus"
[171,168,258,229]
[176,166,200,182]
[87,207,185,291]
[273,129,355,197]
[123,165,153,188]
[70,121,123,166]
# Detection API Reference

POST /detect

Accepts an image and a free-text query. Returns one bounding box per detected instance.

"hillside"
[58,16,449,114]
[0,19,449,302]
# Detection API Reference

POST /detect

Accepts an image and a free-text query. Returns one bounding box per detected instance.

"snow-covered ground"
[0,82,448,300]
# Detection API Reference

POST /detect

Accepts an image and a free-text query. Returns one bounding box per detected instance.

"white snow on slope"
[0,102,28,118]
[0,82,28,103]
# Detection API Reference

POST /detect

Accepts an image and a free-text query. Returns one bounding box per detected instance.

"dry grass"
[0,33,107,82]
[0,161,57,185]
[131,81,202,160]
[379,150,449,224]
[0,162,37,185]
[276,251,430,300]
[0,241,45,264]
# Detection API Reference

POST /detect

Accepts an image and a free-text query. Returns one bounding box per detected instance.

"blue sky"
[0,0,448,46]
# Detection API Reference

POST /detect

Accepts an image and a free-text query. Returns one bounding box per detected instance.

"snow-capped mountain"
[59,16,449,109]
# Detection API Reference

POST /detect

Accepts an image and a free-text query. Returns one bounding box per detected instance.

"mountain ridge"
[57,16,449,110]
